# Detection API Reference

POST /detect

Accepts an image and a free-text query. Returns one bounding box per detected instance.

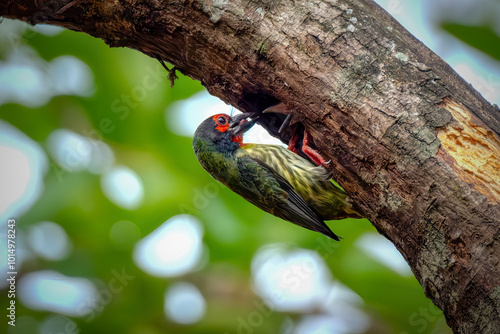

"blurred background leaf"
[441,23,500,61]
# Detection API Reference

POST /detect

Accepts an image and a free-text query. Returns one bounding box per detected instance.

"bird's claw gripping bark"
[301,129,329,166]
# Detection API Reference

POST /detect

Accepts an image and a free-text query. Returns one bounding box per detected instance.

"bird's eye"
[217,116,227,126]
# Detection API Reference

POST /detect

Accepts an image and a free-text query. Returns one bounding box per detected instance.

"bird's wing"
[235,154,340,240]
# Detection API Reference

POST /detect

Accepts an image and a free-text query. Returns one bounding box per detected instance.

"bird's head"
[193,113,257,151]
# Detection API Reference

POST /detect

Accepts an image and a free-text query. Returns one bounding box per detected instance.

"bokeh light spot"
[49,55,95,97]
[166,90,283,145]
[101,166,144,210]
[28,221,71,261]
[251,243,331,312]
[166,91,232,137]
[18,270,97,317]
[356,232,412,276]
[133,215,204,277]
[164,282,206,324]
[0,48,95,107]
[47,129,114,174]
[0,121,47,220]
[0,145,30,213]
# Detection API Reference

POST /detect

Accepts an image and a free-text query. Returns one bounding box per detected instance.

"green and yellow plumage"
[236,144,359,221]
[193,113,361,240]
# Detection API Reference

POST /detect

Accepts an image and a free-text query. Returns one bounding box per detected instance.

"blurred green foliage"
[441,23,500,61]
[0,16,456,334]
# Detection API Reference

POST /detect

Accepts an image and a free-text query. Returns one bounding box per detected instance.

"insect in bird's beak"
[229,113,259,137]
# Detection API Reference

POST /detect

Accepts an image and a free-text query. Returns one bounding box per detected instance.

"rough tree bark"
[1,0,499,333]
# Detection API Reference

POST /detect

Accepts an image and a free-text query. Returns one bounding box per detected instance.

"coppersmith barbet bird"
[192,113,362,240]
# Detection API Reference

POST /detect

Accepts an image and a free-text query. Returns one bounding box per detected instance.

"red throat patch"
[232,135,243,145]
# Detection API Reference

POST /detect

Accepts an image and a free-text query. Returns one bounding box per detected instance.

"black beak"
[229,113,258,136]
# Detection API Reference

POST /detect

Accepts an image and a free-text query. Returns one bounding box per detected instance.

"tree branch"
[2,0,499,332]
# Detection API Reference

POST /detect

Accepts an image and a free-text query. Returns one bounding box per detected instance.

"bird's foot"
[301,129,329,166]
